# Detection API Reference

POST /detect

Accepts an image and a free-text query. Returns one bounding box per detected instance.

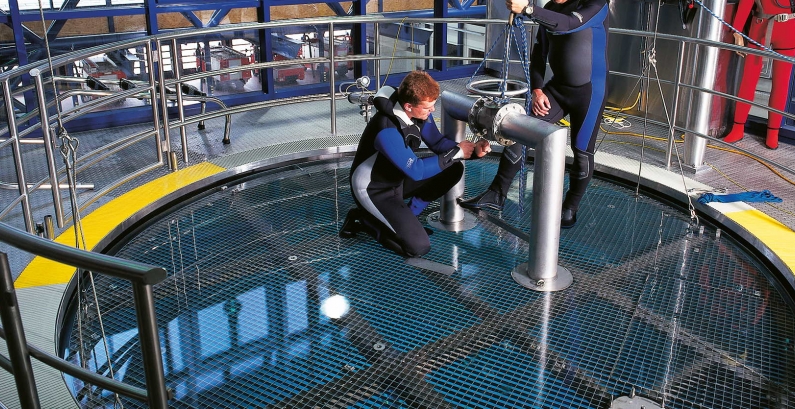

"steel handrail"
[0,223,170,408]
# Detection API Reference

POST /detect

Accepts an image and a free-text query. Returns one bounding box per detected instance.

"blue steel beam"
[326,2,349,16]
[44,0,81,43]
[155,1,259,12]
[181,11,204,28]
[207,9,231,27]
[447,0,478,10]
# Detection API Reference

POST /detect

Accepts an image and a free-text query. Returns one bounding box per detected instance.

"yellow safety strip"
[15,162,225,289]
[725,209,795,272]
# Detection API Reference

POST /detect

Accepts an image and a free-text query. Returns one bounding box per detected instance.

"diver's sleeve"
[527,0,608,33]
[420,114,459,153]
[529,28,548,90]
[373,128,457,181]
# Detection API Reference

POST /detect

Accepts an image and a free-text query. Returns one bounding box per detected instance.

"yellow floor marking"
[15,162,225,289]
[726,209,795,272]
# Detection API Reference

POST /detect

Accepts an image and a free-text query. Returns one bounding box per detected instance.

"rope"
[511,15,534,215]
[466,15,535,213]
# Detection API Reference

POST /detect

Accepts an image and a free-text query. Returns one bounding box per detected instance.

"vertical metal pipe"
[438,92,571,290]
[156,40,173,169]
[0,252,42,409]
[329,22,337,136]
[132,282,170,409]
[526,127,568,279]
[145,41,164,164]
[2,78,35,233]
[683,0,726,170]
[666,42,686,168]
[42,215,54,240]
[172,39,188,165]
[499,112,573,291]
[439,104,466,224]
[30,69,65,228]
[428,91,477,231]
[374,23,381,89]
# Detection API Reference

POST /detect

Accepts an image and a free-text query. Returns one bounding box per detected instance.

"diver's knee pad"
[571,150,594,181]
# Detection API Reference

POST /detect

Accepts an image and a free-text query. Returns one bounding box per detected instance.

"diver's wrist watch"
[524,5,534,15]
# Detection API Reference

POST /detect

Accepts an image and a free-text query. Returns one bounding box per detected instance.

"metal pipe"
[374,23,381,89]
[0,183,94,191]
[132,283,170,409]
[0,252,41,409]
[427,91,478,232]
[440,98,467,225]
[2,78,34,233]
[156,40,173,169]
[42,215,53,240]
[329,21,337,136]
[30,69,65,228]
[0,352,12,373]
[145,41,164,165]
[172,38,188,165]
[666,42,685,168]
[499,113,572,291]
[440,91,572,291]
[682,0,726,171]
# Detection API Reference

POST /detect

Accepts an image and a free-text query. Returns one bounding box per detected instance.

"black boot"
[459,189,505,211]
[561,208,577,229]
[339,208,363,238]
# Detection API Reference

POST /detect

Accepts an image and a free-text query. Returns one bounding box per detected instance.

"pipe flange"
[466,79,529,98]
[467,97,489,139]
[493,103,526,146]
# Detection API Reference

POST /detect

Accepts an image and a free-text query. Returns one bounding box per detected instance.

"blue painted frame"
[0,0,486,132]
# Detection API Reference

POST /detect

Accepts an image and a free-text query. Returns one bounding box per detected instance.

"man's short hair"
[397,71,440,106]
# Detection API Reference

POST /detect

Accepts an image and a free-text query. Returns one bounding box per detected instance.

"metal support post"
[145,41,164,165]
[0,252,41,409]
[329,21,337,136]
[682,0,726,171]
[2,78,35,233]
[500,115,572,291]
[666,43,685,168]
[155,40,174,170]
[427,92,478,231]
[30,69,65,228]
[132,283,170,408]
[172,38,188,165]
[440,91,572,291]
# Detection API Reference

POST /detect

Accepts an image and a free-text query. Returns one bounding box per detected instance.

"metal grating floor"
[62,157,795,408]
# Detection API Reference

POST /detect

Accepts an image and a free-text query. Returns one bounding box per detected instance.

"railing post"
[329,21,337,136]
[132,282,170,408]
[0,252,41,409]
[145,41,164,165]
[2,78,35,233]
[30,68,65,228]
[172,38,189,165]
[156,40,175,170]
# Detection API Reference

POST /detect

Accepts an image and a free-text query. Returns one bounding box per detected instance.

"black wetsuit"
[490,0,609,212]
[349,86,463,257]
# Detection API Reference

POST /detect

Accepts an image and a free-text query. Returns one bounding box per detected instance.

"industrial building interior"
[0,0,794,408]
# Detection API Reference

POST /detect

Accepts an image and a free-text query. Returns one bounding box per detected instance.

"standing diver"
[340,70,490,257]
[459,0,610,228]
